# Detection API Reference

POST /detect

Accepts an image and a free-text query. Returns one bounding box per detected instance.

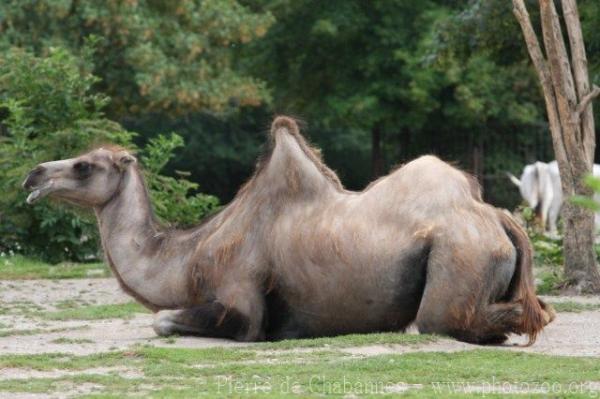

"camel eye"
[73,161,93,178]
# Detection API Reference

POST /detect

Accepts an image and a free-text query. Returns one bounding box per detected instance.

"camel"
[23,116,554,345]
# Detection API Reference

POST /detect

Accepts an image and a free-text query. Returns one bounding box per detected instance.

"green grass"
[40,302,149,321]
[0,255,109,279]
[0,327,72,337]
[1,300,44,316]
[0,347,599,398]
[252,331,437,350]
[549,301,600,313]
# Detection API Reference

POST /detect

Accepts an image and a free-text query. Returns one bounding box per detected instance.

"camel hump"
[270,116,300,138]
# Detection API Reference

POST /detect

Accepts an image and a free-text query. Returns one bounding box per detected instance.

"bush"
[518,201,600,293]
[0,46,219,262]
[142,133,220,226]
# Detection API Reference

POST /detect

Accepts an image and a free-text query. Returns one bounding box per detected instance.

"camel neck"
[94,168,191,310]
[98,168,155,237]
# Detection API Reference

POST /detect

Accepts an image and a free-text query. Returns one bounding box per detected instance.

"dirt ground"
[0,278,599,359]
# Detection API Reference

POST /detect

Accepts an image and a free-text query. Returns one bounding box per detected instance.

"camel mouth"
[25,180,55,204]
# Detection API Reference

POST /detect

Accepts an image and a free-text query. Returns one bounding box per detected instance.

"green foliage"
[0,47,219,262]
[125,109,269,201]
[0,0,274,117]
[524,223,565,294]
[141,134,220,226]
[536,269,564,295]
[0,47,132,262]
[532,234,564,269]
[571,174,600,212]
[245,1,451,131]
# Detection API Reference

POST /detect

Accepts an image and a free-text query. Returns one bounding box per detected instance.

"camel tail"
[498,210,555,345]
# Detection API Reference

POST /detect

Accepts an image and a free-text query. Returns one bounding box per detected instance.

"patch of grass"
[4,300,44,316]
[2,348,600,398]
[0,328,44,338]
[0,328,36,338]
[0,255,109,279]
[0,378,63,394]
[0,325,90,337]
[0,327,72,337]
[55,299,89,310]
[549,301,600,313]
[49,337,95,344]
[253,331,438,350]
[40,302,149,321]
[0,374,145,395]
[0,352,132,371]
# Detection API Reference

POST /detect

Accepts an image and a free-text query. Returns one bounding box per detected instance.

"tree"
[513,0,600,292]
[0,0,274,118]
[242,1,474,179]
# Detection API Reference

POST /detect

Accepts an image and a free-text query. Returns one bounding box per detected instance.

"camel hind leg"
[416,291,526,345]
[414,238,524,344]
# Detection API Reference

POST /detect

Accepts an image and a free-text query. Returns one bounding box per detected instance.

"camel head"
[22,147,136,207]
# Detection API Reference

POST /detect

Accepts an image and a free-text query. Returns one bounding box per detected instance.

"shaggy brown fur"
[22,116,554,344]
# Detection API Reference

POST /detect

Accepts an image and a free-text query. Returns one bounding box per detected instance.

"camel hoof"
[153,310,178,336]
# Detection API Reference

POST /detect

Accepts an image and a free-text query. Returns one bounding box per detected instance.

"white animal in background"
[508,161,600,234]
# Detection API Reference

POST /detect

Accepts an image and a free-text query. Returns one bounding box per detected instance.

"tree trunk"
[371,124,384,178]
[562,200,598,290]
[513,0,600,292]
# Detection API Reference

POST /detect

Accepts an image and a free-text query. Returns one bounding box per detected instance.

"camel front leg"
[153,283,265,341]
[152,302,253,340]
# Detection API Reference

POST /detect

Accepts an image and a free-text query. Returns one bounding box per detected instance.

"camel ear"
[115,151,136,169]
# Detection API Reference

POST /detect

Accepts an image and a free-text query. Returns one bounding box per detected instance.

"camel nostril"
[22,166,46,189]
[31,166,46,175]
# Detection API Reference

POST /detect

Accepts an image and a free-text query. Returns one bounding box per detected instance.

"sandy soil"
[0,278,599,359]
